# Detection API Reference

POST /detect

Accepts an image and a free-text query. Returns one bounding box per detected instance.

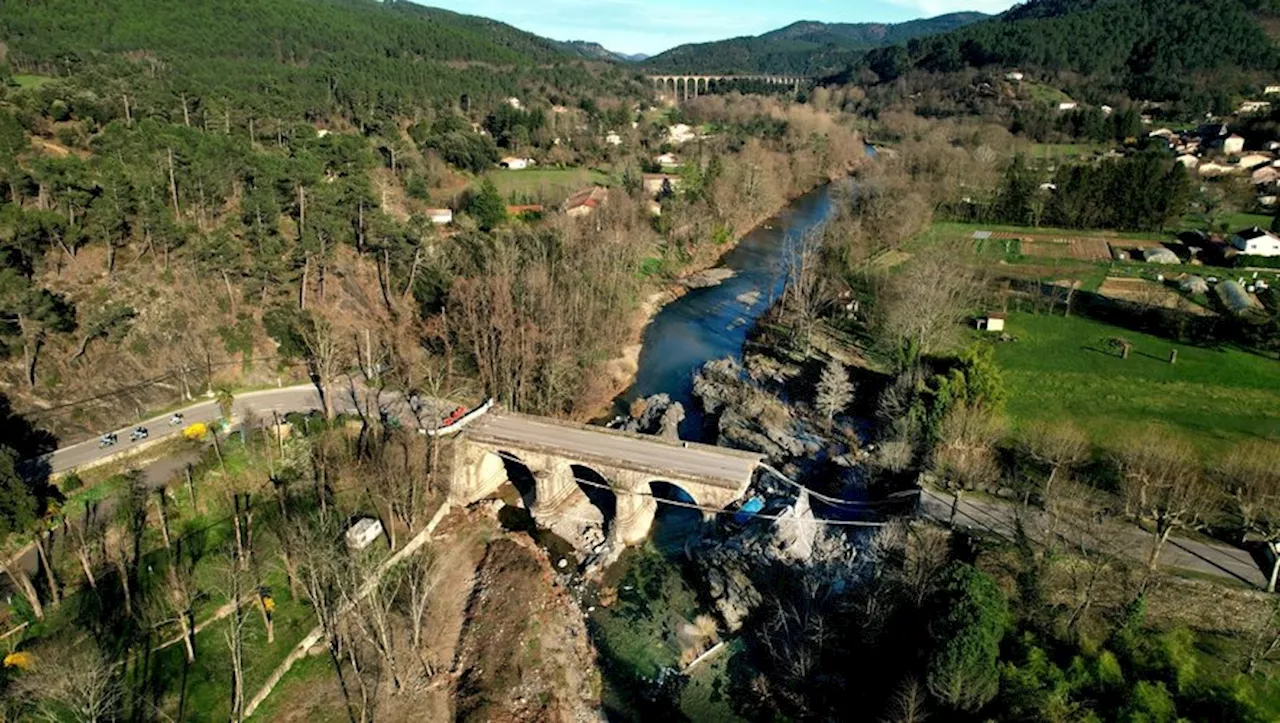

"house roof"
[1237,226,1278,242]
[562,186,608,211]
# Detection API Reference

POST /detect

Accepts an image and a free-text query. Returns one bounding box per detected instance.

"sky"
[419,0,1020,56]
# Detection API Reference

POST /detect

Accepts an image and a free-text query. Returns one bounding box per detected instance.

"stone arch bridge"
[448,411,763,545]
[648,74,808,102]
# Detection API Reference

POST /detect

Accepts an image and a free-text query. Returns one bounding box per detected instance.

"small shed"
[427,208,453,225]
[346,518,384,551]
[978,313,1007,332]
[1142,247,1181,265]
[1179,275,1209,295]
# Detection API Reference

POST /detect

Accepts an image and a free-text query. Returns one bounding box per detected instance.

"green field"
[990,312,1280,451]
[10,74,57,89]
[1025,143,1102,160]
[485,167,612,204]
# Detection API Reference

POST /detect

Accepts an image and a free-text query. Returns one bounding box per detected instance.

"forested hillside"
[863,0,1280,102]
[0,0,866,440]
[642,12,988,75]
[0,0,644,126]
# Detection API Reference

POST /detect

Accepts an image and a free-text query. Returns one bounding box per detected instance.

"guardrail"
[423,398,494,437]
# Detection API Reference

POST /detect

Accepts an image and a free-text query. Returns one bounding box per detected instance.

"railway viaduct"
[648,74,807,101]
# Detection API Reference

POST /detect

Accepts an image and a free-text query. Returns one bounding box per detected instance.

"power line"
[492,451,887,528]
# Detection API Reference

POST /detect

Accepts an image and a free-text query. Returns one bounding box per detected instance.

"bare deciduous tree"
[882,677,929,723]
[13,640,122,723]
[1018,420,1091,506]
[874,243,987,368]
[1117,433,1213,570]
[1219,440,1280,590]
[815,358,854,430]
[933,403,1006,493]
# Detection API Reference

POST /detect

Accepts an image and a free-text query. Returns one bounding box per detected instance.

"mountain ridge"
[641,11,990,75]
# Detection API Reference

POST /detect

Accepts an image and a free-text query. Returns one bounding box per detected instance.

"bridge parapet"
[448,411,761,545]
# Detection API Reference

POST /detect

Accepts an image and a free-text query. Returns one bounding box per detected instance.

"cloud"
[430,0,770,54]
[884,0,1018,15]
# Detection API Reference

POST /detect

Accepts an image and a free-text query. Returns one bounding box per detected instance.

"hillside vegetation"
[0,0,643,125]
[642,12,988,75]
[863,0,1280,103]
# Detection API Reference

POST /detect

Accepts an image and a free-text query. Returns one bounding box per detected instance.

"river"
[616,182,844,442]
[590,181,846,721]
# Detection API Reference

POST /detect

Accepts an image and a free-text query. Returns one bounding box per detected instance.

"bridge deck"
[464,412,762,490]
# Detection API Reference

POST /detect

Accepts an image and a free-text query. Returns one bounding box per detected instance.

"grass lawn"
[990,312,1280,452]
[485,167,612,204]
[1025,143,1102,160]
[10,74,57,89]
[926,220,1168,242]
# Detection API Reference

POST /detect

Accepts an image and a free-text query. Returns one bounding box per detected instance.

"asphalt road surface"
[921,488,1268,589]
[40,382,438,475]
[465,412,763,489]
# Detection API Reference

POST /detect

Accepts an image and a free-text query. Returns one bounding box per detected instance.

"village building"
[605,131,623,146]
[498,157,535,170]
[1240,100,1273,114]
[562,186,609,218]
[642,173,682,196]
[1238,153,1273,170]
[1231,227,1280,257]
[667,123,696,144]
[1223,134,1246,155]
[654,152,681,168]
[1057,101,1079,111]
[427,208,453,225]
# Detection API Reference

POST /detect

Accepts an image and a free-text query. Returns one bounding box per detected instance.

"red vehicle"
[441,406,469,427]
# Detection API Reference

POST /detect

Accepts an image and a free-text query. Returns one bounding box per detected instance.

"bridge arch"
[485,450,537,509]
[648,480,706,550]
[570,464,617,530]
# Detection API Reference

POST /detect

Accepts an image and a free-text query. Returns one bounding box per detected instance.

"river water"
[590,182,846,721]
[616,183,843,441]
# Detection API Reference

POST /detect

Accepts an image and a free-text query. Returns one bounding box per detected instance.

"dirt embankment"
[453,536,600,723]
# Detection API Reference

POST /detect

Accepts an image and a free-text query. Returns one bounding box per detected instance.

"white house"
[1005,71,1024,82]
[1232,227,1280,257]
[1241,100,1273,114]
[1224,134,1246,155]
[654,152,681,168]
[1101,105,1114,116]
[605,131,623,146]
[427,208,453,225]
[499,157,534,170]
[667,123,696,144]
[345,518,384,551]
[1176,154,1200,169]
[1239,153,1273,170]
[1057,101,1079,111]
[506,97,522,109]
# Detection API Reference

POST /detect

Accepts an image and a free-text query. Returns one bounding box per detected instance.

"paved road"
[921,488,1268,589]
[39,382,440,475]
[466,412,763,489]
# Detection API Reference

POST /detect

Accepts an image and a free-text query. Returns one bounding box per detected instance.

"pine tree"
[815,359,854,429]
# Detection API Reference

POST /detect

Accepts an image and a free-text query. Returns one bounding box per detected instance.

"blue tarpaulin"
[733,497,765,525]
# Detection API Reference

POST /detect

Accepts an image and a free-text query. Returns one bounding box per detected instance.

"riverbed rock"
[704,555,762,632]
[682,268,736,289]
[623,394,684,440]
[694,358,805,460]
[771,490,818,563]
